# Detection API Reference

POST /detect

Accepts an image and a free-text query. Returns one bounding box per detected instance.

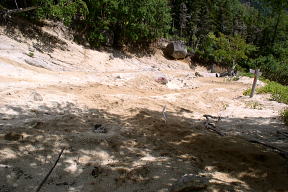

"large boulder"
[164,41,187,59]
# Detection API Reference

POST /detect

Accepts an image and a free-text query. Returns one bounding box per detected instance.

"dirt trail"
[0,25,288,192]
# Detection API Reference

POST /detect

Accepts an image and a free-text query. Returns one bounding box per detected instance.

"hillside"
[0,23,288,192]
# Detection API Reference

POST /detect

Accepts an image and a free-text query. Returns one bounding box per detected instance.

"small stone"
[155,76,168,85]
[31,91,43,101]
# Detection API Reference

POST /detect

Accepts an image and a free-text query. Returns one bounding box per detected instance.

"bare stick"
[246,139,288,159]
[250,69,259,98]
[162,105,167,124]
[35,148,65,192]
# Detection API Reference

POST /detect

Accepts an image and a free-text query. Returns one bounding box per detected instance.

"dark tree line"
[0,0,287,84]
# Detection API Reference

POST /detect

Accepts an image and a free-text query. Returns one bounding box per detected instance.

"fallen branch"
[203,114,288,159]
[204,122,225,136]
[35,148,65,192]
[203,114,224,136]
[246,139,288,159]
[203,114,221,121]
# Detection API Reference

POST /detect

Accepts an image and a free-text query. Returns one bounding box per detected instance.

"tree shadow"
[0,103,288,192]
[0,16,68,53]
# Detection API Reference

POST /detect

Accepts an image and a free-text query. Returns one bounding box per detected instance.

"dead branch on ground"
[203,114,224,136]
[203,114,288,159]
[35,148,65,192]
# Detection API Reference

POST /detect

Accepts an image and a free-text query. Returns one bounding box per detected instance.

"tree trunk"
[271,10,281,46]
[14,0,19,9]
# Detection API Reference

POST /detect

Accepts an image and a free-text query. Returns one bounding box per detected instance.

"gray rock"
[155,76,168,85]
[31,91,43,101]
[169,174,209,192]
[164,41,187,59]
[25,58,47,69]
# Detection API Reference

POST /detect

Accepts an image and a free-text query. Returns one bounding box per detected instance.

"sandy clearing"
[0,25,288,192]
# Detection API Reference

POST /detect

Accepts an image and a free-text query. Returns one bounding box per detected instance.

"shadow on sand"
[0,102,287,192]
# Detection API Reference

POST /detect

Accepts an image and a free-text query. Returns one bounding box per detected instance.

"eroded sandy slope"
[0,24,287,192]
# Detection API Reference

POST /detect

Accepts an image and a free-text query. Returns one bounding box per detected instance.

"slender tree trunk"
[14,0,19,9]
[271,10,281,46]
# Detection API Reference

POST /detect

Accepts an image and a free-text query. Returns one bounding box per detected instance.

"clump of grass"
[257,81,288,104]
[281,109,288,126]
[245,101,263,110]
[27,52,34,57]
[243,81,288,104]
[222,103,229,110]
[239,72,254,78]
[232,76,240,81]
[243,88,252,96]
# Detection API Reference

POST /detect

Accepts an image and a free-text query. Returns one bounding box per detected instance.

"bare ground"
[0,23,288,192]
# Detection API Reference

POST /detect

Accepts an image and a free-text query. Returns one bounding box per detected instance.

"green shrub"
[242,80,288,104]
[257,81,288,104]
[84,0,171,47]
[35,0,88,25]
[239,72,254,78]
